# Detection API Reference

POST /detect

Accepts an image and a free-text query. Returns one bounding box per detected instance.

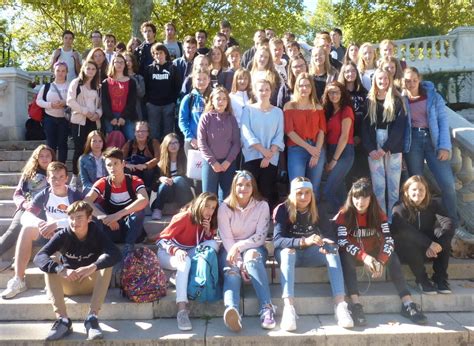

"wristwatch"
[55,264,65,274]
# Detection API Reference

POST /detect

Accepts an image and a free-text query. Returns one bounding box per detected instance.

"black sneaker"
[349,303,367,326]
[84,315,103,340]
[417,279,438,295]
[435,280,452,294]
[45,318,73,341]
[400,303,427,325]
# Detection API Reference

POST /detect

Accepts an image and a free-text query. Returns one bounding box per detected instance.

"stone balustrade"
[391,27,474,75]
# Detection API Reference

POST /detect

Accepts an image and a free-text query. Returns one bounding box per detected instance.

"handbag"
[51,83,72,121]
[186,149,203,180]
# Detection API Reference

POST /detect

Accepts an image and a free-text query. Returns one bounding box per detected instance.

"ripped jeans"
[218,245,272,312]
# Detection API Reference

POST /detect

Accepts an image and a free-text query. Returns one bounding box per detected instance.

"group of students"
[0,20,459,341]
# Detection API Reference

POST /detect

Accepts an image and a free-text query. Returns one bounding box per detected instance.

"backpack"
[121,246,167,303]
[25,118,46,140]
[28,83,51,122]
[106,127,126,149]
[187,245,221,302]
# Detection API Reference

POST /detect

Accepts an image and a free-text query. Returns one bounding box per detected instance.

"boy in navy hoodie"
[144,43,181,141]
[34,201,121,341]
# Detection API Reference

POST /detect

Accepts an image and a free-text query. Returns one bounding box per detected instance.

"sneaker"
[280,305,297,331]
[177,309,192,331]
[151,209,162,220]
[69,174,79,191]
[84,315,103,340]
[349,303,367,327]
[400,302,427,325]
[334,301,354,328]
[1,276,27,299]
[260,305,276,330]
[417,279,437,295]
[223,306,242,332]
[46,318,73,341]
[435,280,452,294]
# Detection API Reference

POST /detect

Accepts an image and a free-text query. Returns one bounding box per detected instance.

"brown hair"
[291,72,319,107]
[230,68,253,98]
[204,86,233,113]
[67,200,93,217]
[187,192,218,229]
[340,177,383,233]
[78,59,100,90]
[401,175,432,222]
[22,145,56,181]
[83,130,105,155]
[224,170,262,210]
[103,147,124,161]
[107,53,129,78]
[158,133,186,177]
[47,161,68,177]
[287,55,308,91]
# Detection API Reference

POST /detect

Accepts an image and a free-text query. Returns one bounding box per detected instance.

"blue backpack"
[187,245,221,302]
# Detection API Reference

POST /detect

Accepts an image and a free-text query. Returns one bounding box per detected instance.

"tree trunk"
[130,0,154,38]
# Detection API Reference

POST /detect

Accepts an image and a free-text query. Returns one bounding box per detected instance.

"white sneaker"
[223,306,242,332]
[177,309,192,331]
[69,174,78,191]
[280,304,297,331]
[334,301,354,328]
[1,276,27,299]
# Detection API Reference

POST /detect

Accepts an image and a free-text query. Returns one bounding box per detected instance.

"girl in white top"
[36,61,70,163]
[229,68,253,128]
[67,59,102,187]
[357,43,377,91]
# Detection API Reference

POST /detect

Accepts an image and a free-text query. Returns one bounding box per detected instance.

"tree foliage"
[1,0,306,70]
[332,0,474,45]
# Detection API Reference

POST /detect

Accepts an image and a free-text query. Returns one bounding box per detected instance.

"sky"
[304,0,318,13]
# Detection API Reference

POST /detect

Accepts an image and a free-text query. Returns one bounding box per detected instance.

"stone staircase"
[0,140,473,345]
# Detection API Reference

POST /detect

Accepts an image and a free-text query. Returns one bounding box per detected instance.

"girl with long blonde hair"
[357,43,377,91]
[250,47,281,105]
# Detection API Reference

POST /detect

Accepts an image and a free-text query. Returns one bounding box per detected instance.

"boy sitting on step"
[84,147,148,257]
[34,201,121,341]
[1,161,82,299]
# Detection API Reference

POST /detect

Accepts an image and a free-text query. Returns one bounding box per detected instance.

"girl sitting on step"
[391,175,454,295]
[156,192,219,331]
[336,177,427,326]
[0,145,55,257]
[79,130,107,196]
[218,170,276,332]
[273,176,353,331]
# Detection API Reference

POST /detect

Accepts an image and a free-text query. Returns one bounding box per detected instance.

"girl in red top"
[157,192,219,331]
[102,53,137,140]
[336,178,427,326]
[321,81,354,213]
[284,72,326,196]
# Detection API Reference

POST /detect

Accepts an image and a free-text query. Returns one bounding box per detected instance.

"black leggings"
[340,250,411,298]
[395,232,452,283]
[71,120,97,175]
[243,159,278,210]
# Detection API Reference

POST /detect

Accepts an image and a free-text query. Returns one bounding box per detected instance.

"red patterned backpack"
[121,246,167,303]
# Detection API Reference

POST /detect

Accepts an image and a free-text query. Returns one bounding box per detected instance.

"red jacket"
[335,211,394,265]
[157,211,216,255]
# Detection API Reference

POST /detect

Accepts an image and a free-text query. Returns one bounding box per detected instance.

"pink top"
[217,198,270,253]
[409,96,428,128]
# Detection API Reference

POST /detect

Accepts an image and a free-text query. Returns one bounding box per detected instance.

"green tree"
[2,0,306,70]
[307,0,336,42]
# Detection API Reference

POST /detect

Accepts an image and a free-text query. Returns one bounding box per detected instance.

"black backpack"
[25,118,46,140]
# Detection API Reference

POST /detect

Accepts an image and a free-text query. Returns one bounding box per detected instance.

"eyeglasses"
[328,90,341,95]
[113,60,125,64]
[135,130,148,133]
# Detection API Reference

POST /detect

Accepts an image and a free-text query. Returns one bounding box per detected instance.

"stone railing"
[29,71,53,87]
[392,27,474,75]
[446,107,474,242]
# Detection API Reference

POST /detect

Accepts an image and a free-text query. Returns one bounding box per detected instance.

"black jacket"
[101,78,138,122]
[34,222,121,273]
[144,61,181,106]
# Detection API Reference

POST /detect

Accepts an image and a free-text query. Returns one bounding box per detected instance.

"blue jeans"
[154,176,194,210]
[323,144,354,213]
[218,245,272,311]
[100,209,145,246]
[43,114,69,163]
[405,129,458,225]
[287,143,326,197]
[275,246,345,298]
[202,159,236,202]
[146,102,175,141]
[368,129,402,220]
[104,112,135,141]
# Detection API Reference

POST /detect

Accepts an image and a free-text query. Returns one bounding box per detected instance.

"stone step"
[0,186,15,200]
[0,200,16,218]
[0,173,22,186]
[0,160,73,173]
[0,140,46,150]
[0,149,75,162]
[1,280,471,322]
[0,312,472,345]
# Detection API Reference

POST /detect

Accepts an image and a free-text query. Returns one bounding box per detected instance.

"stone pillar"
[0,68,33,141]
